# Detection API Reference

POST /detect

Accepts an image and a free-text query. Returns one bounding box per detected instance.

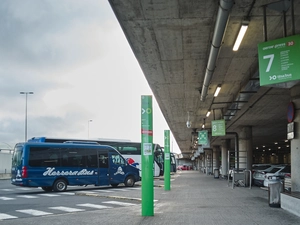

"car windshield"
[280,166,291,173]
[253,165,271,171]
[268,167,282,173]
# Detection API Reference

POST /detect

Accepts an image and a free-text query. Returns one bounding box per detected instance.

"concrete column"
[221,139,230,176]
[238,126,253,171]
[204,149,212,175]
[212,146,220,170]
[290,84,300,191]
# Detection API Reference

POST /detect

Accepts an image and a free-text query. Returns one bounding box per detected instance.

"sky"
[0,0,181,153]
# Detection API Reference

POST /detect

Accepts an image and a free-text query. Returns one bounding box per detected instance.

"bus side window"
[112,154,125,165]
[98,153,108,168]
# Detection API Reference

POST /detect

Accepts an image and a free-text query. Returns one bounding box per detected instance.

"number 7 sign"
[258,35,300,86]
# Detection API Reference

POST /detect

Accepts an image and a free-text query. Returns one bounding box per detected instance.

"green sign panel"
[141,95,154,216]
[198,130,208,145]
[164,130,170,191]
[258,35,300,86]
[211,120,226,136]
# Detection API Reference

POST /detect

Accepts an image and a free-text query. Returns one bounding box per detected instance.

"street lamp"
[20,92,34,141]
[88,119,92,139]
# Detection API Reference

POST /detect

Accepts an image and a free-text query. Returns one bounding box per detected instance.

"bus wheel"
[124,176,135,187]
[42,186,53,192]
[53,179,67,192]
[111,183,119,187]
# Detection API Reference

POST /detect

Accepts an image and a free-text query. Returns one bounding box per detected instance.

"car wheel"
[53,179,67,192]
[124,176,135,187]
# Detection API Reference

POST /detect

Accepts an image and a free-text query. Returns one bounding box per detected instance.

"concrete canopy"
[109,0,300,158]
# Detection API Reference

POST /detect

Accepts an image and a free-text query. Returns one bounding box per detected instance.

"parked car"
[263,165,291,187]
[177,165,191,170]
[252,164,280,186]
[252,164,272,173]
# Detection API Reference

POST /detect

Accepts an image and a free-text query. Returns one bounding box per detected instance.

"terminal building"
[108,0,300,216]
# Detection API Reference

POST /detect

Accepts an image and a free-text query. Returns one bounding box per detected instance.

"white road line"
[128,187,141,190]
[93,190,114,193]
[0,197,15,200]
[38,194,60,197]
[76,203,112,209]
[16,209,53,216]
[16,187,35,191]
[49,206,85,212]
[17,195,38,199]
[0,213,18,220]
[1,189,14,191]
[110,189,129,192]
[77,191,98,194]
[103,201,137,206]
[58,192,75,195]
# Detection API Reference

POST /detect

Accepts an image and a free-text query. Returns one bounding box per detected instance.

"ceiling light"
[214,85,221,97]
[206,111,211,117]
[233,21,249,51]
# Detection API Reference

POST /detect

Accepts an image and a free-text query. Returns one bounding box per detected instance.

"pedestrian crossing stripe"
[103,201,137,206]
[0,197,15,200]
[1,189,13,191]
[110,189,130,192]
[49,206,85,212]
[17,195,38,199]
[38,194,60,197]
[58,192,75,195]
[0,213,18,220]
[16,209,53,216]
[76,203,112,209]
[93,190,114,192]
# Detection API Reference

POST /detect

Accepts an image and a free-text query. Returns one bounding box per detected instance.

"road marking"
[77,203,112,209]
[94,190,114,193]
[16,187,35,191]
[128,187,141,190]
[77,191,98,194]
[17,195,38,199]
[49,206,85,212]
[1,189,14,191]
[103,201,137,206]
[110,189,129,192]
[16,209,53,216]
[0,213,18,220]
[58,192,75,195]
[0,197,15,200]
[38,194,60,197]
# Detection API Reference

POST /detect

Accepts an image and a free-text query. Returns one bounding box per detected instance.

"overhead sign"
[198,130,208,145]
[258,35,300,86]
[211,120,226,136]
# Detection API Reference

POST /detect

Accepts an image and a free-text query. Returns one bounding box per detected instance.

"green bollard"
[141,95,154,216]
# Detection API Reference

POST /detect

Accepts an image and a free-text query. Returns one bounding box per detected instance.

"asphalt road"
[0,179,143,223]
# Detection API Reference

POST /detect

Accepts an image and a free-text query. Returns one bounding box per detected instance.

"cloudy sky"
[0,0,181,153]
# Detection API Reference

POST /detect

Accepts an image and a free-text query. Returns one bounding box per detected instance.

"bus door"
[109,152,127,184]
[97,151,109,186]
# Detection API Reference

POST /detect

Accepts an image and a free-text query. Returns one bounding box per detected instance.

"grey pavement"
[2,171,300,225]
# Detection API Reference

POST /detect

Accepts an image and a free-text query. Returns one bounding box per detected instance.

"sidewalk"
[2,171,300,225]
[77,170,300,225]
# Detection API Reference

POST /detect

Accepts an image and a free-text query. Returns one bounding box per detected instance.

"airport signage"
[211,119,226,136]
[198,130,208,145]
[258,35,300,86]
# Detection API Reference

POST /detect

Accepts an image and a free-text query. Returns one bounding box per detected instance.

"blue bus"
[11,142,140,192]
[28,137,165,177]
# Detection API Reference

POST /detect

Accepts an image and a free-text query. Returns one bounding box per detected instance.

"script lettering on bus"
[43,167,94,176]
